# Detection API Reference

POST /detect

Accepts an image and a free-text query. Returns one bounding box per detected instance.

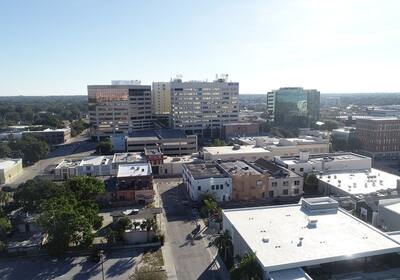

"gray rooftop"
[184,163,228,179]
[219,160,261,176]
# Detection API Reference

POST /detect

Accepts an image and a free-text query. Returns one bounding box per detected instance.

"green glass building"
[266,87,320,127]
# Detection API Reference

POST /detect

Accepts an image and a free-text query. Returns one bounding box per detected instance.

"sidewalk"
[154,181,178,280]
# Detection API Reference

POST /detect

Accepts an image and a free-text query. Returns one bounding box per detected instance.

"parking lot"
[0,248,142,280]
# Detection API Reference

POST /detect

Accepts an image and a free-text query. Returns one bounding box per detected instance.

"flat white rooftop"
[282,153,368,166]
[223,198,400,272]
[117,163,151,177]
[80,156,110,166]
[0,158,21,170]
[319,168,400,195]
[384,202,400,215]
[203,145,271,155]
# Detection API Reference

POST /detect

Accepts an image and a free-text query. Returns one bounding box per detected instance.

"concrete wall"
[123,230,155,244]
[378,198,400,231]
[183,170,232,202]
[231,173,269,200]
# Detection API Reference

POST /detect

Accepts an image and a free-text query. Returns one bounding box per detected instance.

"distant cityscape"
[2,77,400,279]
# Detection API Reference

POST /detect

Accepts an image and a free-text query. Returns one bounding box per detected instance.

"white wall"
[183,170,232,202]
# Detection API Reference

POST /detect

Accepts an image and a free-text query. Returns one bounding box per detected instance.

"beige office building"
[88,81,153,140]
[152,82,171,115]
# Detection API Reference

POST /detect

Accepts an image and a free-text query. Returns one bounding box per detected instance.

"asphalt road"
[0,248,142,280]
[157,179,228,280]
[7,132,95,188]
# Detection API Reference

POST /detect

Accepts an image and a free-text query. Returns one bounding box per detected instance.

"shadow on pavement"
[0,257,75,280]
[198,257,229,280]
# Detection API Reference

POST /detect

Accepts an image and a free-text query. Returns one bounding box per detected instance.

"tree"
[0,216,11,241]
[133,221,141,230]
[38,194,102,255]
[64,176,105,202]
[211,230,232,263]
[14,179,63,212]
[105,228,118,244]
[0,142,12,158]
[70,119,88,137]
[142,218,157,242]
[211,138,226,147]
[96,140,112,155]
[202,198,218,218]
[304,173,319,194]
[8,135,49,164]
[230,252,263,280]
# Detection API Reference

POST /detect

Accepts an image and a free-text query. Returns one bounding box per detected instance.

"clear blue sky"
[1,0,399,95]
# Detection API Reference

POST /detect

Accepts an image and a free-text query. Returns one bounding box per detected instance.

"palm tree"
[132,221,140,230]
[0,191,10,206]
[143,218,156,242]
[203,198,218,218]
[230,252,263,280]
[211,230,232,262]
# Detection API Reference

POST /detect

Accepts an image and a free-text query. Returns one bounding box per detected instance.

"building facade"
[182,162,232,202]
[23,128,71,145]
[356,117,400,159]
[88,82,153,140]
[267,87,320,127]
[152,82,171,115]
[252,158,303,198]
[170,77,239,138]
[219,160,269,201]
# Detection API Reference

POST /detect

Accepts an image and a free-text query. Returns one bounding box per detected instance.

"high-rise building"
[170,76,239,138]
[88,82,153,140]
[356,117,400,159]
[266,87,320,127]
[152,82,171,115]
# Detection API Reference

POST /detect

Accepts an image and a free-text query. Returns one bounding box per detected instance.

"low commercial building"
[112,129,198,156]
[223,197,400,279]
[222,122,260,140]
[54,156,112,180]
[219,160,269,201]
[318,168,400,198]
[252,158,303,199]
[182,162,232,202]
[378,198,400,232]
[203,136,329,161]
[111,152,146,175]
[0,158,23,185]
[202,145,272,162]
[159,155,203,176]
[275,152,372,176]
[114,163,154,204]
[23,128,71,145]
[331,127,356,142]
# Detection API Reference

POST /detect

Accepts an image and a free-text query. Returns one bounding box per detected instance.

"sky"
[0,0,400,95]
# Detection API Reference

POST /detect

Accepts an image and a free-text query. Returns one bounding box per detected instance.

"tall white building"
[170,76,239,138]
[88,82,153,140]
[152,82,171,115]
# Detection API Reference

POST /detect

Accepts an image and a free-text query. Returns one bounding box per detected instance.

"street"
[7,132,95,188]
[156,179,229,280]
[0,248,142,280]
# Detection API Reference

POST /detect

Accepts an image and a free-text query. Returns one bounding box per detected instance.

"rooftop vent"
[307,219,318,228]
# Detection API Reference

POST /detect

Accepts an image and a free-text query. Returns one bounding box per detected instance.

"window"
[272,182,278,187]
[268,191,274,198]
[291,168,295,171]
[197,186,201,191]
[220,185,223,190]
[283,181,289,186]
[216,185,219,190]
[300,168,304,172]
[294,189,299,195]
[294,180,300,185]
[256,180,263,187]
[211,185,215,190]
[283,189,289,195]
